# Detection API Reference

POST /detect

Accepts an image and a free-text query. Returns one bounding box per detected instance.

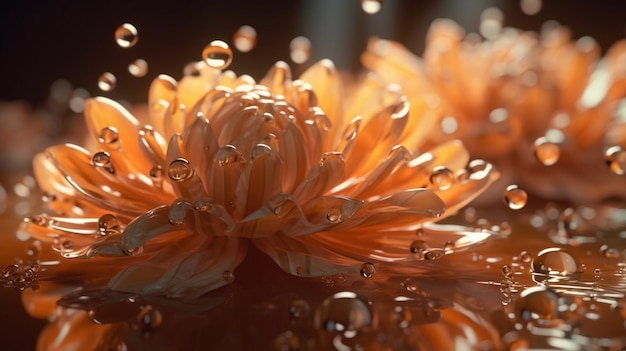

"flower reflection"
[17,59,498,298]
[362,19,626,203]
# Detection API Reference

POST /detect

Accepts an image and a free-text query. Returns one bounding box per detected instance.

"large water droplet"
[359,262,376,278]
[289,36,311,64]
[202,40,233,69]
[97,126,119,145]
[98,72,117,92]
[361,0,382,14]
[315,292,376,336]
[128,59,148,77]
[136,305,162,336]
[167,158,193,181]
[429,166,455,190]
[115,23,138,48]
[520,0,542,15]
[513,286,575,328]
[326,208,342,223]
[533,137,560,166]
[233,25,257,53]
[531,248,582,280]
[604,145,626,175]
[503,185,528,210]
[98,213,121,236]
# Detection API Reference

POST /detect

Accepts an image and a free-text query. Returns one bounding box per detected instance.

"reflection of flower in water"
[362,19,626,203]
[17,60,498,298]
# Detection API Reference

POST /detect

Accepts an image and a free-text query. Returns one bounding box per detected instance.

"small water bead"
[167,158,193,181]
[503,185,528,210]
[92,151,114,173]
[424,249,445,260]
[123,245,144,257]
[520,251,532,263]
[601,245,621,258]
[128,59,148,77]
[443,241,455,252]
[202,40,233,69]
[360,262,376,278]
[429,166,455,190]
[361,0,382,14]
[531,248,582,277]
[467,159,489,180]
[314,291,376,336]
[97,126,119,145]
[233,25,257,53]
[326,208,342,223]
[502,265,513,277]
[136,305,162,336]
[289,36,312,64]
[98,214,121,236]
[409,240,428,255]
[98,72,117,92]
[604,145,626,175]
[115,23,138,48]
[533,137,560,166]
[222,270,234,283]
[289,299,311,319]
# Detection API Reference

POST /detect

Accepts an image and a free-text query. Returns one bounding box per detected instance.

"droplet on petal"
[167,158,193,181]
[503,185,528,210]
[604,145,626,175]
[115,23,138,48]
[92,151,114,173]
[429,166,455,190]
[326,208,342,223]
[97,126,119,145]
[222,270,234,283]
[202,40,233,69]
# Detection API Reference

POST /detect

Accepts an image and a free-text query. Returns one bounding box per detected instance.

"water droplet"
[62,240,73,249]
[410,240,428,256]
[479,7,503,39]
[601,245,621,258]
[289,36,311,64]
[467,159,489,180]
[440,116,458,135]
[604,145,626,175]
[128,59,148,77]
[217,145,244,166]
[361,0,382,14]
[92,151,114,173]
[520,251,531,263]
[202,40,233,69]
[513,286,574,328]
[503,185,528,210]
[533,137,560,166]
[115,23,138,48]
[271,199,294,218]
[326,208,342,223]
[502,265,513,277]
[429,166,455,190]
[167,158,193,181]
[98,72,117,92]
[289,299,311,319]
[123,245,143,257]
[222,270,234,283]
[98,214,120,236]
[97,126,119,145]
[531,248,582,279]
[424,249,445,260]
[359,262,376,278]
[2,264,19,278]
[314,292,375,336]
[233,25,257,53]
[136,305,162,336]
[443,241,456,252]
[520,0,542,15]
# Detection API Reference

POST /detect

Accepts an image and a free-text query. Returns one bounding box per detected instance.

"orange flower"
[362,19,626,203]
[19,60,498,298]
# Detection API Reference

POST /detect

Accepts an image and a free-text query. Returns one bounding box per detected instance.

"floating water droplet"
[440,116,458,135]
[97,126,119,145]
[360,262,376,278]
[222,270,235,283]
[136,305,162,336]
[314,291,375,336]
[167,158,193,181]
[520,0,542,15]
[289,36,311,64]
[233,25,257,53]
[128,59,148,77]
[326,208,342,223]
[115,23,138,48]
[202,40,233,69]
[98,72,117,92]
[429,166,455,190]
[479,7,503,39]
[533,137,560,166]
[361,0,382,14]
[604,145,626,175]
[289,299,311,319]
[271,199,293,218]
[503,185,528,210]
[531,248,582,280]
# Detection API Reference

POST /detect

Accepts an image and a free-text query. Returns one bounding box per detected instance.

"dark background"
[1,0,625,106]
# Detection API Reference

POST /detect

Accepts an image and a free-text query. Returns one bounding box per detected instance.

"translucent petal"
[260,61,292,97]
[278,122,309,193]
[292,152,345,203]
[148,75,177,137]
[182,116,219,187]
[299,60,344,140]
[165,134,209,199]
[241,144,283,215]
[208,145,247,219]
